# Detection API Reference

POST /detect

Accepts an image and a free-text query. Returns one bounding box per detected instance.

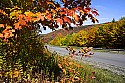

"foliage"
[120,16,125,20]
[0,0,99,82]
[112,18,115,23]
[50,20,125,49]
[56,54,125,83]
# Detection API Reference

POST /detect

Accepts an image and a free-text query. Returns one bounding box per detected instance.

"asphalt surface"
[47,45,125,68]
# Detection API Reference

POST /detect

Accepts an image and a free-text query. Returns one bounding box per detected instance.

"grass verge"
[57,55,125,83]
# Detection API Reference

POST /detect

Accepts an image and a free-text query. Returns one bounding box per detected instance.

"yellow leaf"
[14,68,20,78]
[6,26,12,29]
[10,33,14,37]
[24,11,35,17]
[62,69,66,75]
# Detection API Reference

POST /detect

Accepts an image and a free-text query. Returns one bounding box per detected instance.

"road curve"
[47,45,125,75]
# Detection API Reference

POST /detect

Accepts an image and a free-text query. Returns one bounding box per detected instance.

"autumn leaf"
[37,13,45,21]
[47,1,55,7]
[14,23,22,29]
[9,33,14,37]
[13,68,20,78]
[24,11,35,17]
[64,16,71,24]
[32,18,39,22]
[56,18,63,25]
[19,20,26,26]
[73,14,79,22]
[67,10,74,16]
[62,0,67,3]
[46,14,52,20]
[80,10,84,15]
[6,26,12,29]
[0,33,3,38]
[0,24,4,28]
[24,16,32,22]
[84,7,91,12]
[60,12,66,15]
[92,11,99,16]
[0,9,3,13]
[92,18,99,23]
[51,9,56,14]
[3,32,10,39]
[62,69,66,75]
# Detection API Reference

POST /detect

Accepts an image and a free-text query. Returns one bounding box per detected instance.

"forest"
[49,18,125,49]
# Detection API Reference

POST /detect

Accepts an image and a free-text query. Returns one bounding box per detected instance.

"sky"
[42,0,125,34]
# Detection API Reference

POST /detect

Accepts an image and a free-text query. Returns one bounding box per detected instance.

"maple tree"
[0,0,99,41]
[0,0,99,82]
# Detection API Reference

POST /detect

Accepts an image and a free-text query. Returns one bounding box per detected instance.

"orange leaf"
[64,16,71,24]
[14,23,22,29]
[2,29,8,34]
[0,9,3,13]
[47,1,55,7]
[62,0,67,3]
[4,33,9,38]
[60,12,66,15]
[0,33,3,38]
[38,14,44,21]
[0,24,4,28]
[56,18,63,25]
[51,9,56,14]
[24,16,32,22]
[67,10,74,16]
[6,26,12,29]
[46,14,52,20]
[19,20,26,26]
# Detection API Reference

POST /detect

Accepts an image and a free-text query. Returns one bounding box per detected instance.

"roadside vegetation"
[56,54,125,83]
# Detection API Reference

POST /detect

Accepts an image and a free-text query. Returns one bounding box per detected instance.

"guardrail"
[93,48,125,53]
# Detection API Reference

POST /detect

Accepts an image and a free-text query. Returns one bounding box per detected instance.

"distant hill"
[42,22,110,43]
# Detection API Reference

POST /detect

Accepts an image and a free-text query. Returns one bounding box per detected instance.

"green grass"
[93,50,125,55]
[75,59,125,83]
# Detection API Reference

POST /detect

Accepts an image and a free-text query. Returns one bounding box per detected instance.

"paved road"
[47,45,125,68]
[47,45,125,75]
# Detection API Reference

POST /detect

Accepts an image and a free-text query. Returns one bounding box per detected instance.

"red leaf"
[84,7,91,12]
[92,11,99,16]
[56,18,63,25]
[64,16,71,24]
[46,14,52,20]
